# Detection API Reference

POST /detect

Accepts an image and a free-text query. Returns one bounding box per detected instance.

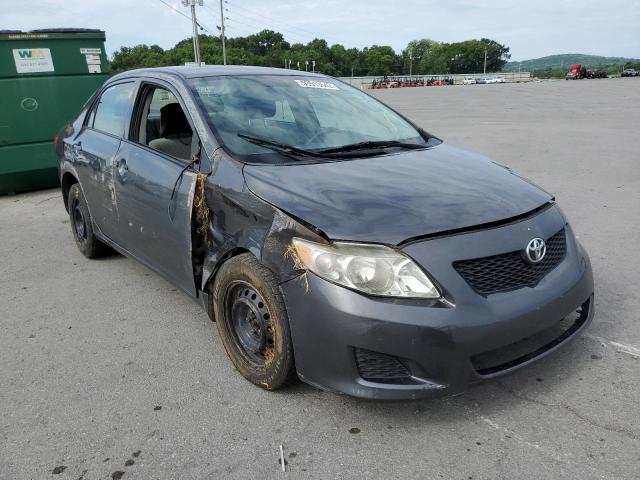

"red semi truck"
[566,64,586,79]
[566,64,608,80]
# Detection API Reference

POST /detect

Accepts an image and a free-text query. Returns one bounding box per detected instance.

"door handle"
[117,158,128,175]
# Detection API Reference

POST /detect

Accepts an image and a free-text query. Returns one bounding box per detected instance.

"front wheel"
[212,254,297,390]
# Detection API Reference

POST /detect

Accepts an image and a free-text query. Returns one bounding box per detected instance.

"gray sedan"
[57,66,594,400]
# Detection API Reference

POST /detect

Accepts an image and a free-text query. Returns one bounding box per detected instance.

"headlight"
[291,238,440,298]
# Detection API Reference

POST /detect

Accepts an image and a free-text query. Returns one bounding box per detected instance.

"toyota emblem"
[525,238,546,264]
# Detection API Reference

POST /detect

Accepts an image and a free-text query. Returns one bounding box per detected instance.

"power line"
[182,0,203,64]
[224,14,310,44]
[197,5,223,35]
[200,3,233,37]
[225,0,337,42]
[154,0,211,33]
[205,1,342,46]
[200,3,305,43]
[225,4,319,41]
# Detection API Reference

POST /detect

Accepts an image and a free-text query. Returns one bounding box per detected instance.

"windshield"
[189,75,429,162]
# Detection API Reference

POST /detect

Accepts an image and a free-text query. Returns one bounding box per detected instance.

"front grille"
[471,298,591,375]
[453,228,566,295]
[354,348,411,383]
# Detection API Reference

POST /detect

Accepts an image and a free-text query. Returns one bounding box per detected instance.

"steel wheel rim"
[226,281,274,366]
[71,197,87,240]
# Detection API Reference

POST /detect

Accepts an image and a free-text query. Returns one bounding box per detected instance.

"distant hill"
[503,54,640,71]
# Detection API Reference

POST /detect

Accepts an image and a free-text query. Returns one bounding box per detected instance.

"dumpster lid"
[0,29,105,40]
[30,28,103,33]
[0,28,103,34]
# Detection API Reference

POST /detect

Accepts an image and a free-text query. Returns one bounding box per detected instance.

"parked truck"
[565,64,607,80]
[566,64,586,80]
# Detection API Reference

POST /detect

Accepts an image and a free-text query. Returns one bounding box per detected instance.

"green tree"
[227,30,289,57]
[400,38,511,75]
[403,38,440,74]
[108,31,509,77]
[110,44,167,73]
[361,45,401,76]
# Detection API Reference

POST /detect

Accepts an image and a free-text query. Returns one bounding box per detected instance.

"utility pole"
[183,0,203,65]
[219,0,226,65]
[312,60,315,72]
[409,48,413,77]
[483,48,487,75]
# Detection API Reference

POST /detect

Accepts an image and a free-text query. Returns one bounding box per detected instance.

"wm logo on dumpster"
[12,48,54,73]
[17,50,47,59]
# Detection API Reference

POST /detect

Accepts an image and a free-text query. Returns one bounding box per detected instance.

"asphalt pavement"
[1,77,639,479]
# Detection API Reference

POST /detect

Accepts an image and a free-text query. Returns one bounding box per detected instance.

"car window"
[90,82,136,137]
[149,88,177,120]
[136,86,194,161]
[267,100,296,123]
[189,75,426,163]
[306,89,399,136]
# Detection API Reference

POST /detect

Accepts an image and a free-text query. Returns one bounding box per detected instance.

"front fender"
[198,152,327,296]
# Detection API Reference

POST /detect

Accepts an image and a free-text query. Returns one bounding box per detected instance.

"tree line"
[109,30,511,77]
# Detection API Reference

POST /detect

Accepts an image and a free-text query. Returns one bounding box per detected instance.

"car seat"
[148,103,193,160]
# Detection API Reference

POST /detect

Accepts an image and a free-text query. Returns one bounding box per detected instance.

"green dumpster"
[0,29,109,195]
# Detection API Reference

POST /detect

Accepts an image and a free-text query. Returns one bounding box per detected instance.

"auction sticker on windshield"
[294,79,339,90]
[196,86,217,96]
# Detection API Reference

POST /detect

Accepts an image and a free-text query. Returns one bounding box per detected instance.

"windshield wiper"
[238,134,425,160]
[317,140,426,155]
[237,133,323,158]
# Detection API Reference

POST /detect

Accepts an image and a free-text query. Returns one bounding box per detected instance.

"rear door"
[111,80,198,297]
[70,81,136,239]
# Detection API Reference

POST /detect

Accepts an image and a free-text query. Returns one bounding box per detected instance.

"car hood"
[243,143,552,245]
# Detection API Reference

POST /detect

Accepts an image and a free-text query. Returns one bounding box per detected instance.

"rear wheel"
[67,183,106,258]
[212,254,297,390]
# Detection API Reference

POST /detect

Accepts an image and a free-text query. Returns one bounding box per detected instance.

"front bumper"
[280,206,594,400]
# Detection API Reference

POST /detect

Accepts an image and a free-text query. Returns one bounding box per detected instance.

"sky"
[3,0,639,61]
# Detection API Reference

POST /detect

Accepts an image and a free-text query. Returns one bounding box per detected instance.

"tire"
[212,253,297,390]
[67,183,106,258]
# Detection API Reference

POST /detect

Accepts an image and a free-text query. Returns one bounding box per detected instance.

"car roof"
[111,65,326,81]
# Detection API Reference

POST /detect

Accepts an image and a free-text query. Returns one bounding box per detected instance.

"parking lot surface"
[1,78,639,480]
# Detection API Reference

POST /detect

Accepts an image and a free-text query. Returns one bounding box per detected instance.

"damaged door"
[110,82,199,297]
[73,81,136,239]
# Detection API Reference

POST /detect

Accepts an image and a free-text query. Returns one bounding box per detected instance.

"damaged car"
[57,66,594,400]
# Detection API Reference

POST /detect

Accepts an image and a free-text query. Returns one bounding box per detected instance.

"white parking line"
[584,334,640,358]
[480,415,563,461]
[479,415,621,479]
